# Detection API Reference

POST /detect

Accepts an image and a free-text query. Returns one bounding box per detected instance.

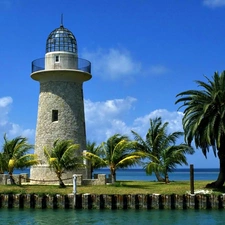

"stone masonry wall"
[1,193,225,210]
[30,80,89,182]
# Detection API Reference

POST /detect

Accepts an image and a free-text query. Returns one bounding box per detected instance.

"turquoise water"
[0,208,224,225]
[16,168,219,181]
[94,168,219,181]
[1,168,224,224]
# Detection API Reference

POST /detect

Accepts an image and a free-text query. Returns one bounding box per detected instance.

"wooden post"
[190,164,194,194]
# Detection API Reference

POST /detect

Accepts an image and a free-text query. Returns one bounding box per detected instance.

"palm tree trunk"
[206,149,225,188]
[154,171,165,182]
[110,167,116,184]
[57,173,66,188]
[111,173,116,184]
[165,173,169,184]
[91,165,94,179]
[9,172,16,185]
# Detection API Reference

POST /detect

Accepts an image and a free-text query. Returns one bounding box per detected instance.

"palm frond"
[2,134,36,174]
[176,71,225,156]
[44,139,85,174]
[84,151,107,167]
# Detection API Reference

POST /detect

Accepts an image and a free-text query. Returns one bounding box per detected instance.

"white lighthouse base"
[30,165,89,185]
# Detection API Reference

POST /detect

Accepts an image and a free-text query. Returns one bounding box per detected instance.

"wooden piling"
[190,164,194,194]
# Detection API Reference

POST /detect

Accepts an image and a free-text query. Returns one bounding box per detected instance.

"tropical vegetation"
[84,134,141,184]
[44,139,84,187]
[0,134,38,184]
[176,71,225,188]
[132,117,194,183]
[86,141,105,178]
[0,152,7,174]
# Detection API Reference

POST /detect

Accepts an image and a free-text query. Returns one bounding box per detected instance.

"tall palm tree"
[2,134,38,184]
[84,134,141,184]
[0,152,7,174]
[44,139,84,187]
[132,117,194,183]
[86,141,105,178]
[176,71,225,188]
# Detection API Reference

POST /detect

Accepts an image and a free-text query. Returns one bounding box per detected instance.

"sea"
[0,208,224,225]
[94,168,219,181]
[15,168,219,181]
[1,168,223,225]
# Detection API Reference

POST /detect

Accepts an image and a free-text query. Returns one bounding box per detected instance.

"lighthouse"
[30,23,92,183]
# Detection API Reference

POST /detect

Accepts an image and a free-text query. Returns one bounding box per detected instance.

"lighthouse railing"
[31,57,91,73]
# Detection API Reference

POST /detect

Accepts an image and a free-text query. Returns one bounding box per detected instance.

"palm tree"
[132,117,194,183]
[176,71,225,188]
[0,152,7,174]
[44,139,84,187]
[2,134,38,184]
[86,141,105,178]
[84,134,141,184]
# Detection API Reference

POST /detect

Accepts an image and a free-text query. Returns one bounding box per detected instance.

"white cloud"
[132,109,184,137]
[8,124,35,139]
[148,65,169,75]
[0,96,12,126]
[85,97,136,143]
[85,97,184,144]
[82,47,169,81]
[85,96,136,119]
[82,48,141,80]
[203,0,225,8]
[0,96,35,142]
[0,96,12,107]
[0,95,183,147]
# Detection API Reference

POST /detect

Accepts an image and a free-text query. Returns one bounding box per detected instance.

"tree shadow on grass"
[115,181,154,190]
[115,181,183,190]
[211,186,225,194]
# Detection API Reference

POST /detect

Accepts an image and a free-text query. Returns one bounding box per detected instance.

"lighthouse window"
[55,55,60,62]
[52,110,58,122]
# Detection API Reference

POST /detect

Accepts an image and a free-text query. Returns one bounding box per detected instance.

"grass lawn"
[0,180,224,195]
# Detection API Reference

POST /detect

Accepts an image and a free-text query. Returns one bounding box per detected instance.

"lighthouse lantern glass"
[46,25,77,54]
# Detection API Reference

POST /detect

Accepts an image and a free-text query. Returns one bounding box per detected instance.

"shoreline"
[0,193,224,210]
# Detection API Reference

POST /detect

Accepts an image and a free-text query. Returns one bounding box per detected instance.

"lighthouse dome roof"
[46,25,77,54]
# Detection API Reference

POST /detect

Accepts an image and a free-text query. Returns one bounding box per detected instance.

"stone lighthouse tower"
[30,23,92,183]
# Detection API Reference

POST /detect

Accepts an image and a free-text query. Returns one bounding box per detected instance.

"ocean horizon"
[13,168,219,181]
[94,168,219,181]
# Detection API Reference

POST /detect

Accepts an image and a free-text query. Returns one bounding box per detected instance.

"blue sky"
[1,0,225,168]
